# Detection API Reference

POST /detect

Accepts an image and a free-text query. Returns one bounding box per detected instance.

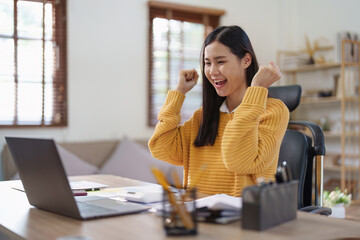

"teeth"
[214,79,226,86]
[214,79,225,83]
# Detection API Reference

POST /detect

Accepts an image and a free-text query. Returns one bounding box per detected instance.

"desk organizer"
[242,180,298,231]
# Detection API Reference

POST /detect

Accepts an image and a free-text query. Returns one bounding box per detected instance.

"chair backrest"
[269,85,323,209]
[268,85,301,112]
[278,130,313,208]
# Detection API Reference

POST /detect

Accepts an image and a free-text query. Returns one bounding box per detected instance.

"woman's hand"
[175,69,199,94]
[251,62,281,88]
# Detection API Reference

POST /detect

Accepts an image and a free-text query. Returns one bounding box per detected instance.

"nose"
[209,64,219,76]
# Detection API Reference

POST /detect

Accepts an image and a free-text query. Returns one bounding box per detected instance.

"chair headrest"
[268,85,302,112]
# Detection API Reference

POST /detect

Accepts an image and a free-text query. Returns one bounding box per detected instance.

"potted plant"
[323,187,352,218]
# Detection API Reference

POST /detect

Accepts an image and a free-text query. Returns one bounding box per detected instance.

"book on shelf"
[337,31,359,63]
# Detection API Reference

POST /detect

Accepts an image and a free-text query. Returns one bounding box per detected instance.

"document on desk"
[195,194,242,224]
[69,181,108,191]
[153,193,242,224]
[87,184,163,203]
[195,194,242,210]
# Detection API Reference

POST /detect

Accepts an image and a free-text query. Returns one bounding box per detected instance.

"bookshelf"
[278,39,360,201]
[340,39,360,200]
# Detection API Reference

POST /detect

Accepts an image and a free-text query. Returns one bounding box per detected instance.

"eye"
[204,62,211,66]
[218,61,225,64]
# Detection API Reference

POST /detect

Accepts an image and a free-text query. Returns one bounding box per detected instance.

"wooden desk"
[1,174,360,240]
[346,203,360,221]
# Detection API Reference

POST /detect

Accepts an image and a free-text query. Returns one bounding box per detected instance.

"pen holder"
[162,187,197,236]
[242,180,298,231]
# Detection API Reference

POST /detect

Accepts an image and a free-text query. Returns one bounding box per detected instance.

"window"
[148,1,224,126]
[0,0,67,127]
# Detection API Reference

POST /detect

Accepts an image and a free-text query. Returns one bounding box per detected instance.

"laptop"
[5,137,150,220]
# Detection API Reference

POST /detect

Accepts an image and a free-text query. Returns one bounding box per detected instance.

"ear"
[242,53,252,69]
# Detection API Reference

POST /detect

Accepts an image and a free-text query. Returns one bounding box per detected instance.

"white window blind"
[148,1,224,126]
[0,0,67,127]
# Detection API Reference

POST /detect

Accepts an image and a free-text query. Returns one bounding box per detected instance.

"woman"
[148,25,289,196]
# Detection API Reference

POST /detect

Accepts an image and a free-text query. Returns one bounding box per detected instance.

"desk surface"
[1,174,360,240]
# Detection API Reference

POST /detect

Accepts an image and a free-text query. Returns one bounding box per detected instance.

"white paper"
[195,194,242,210]
[69,181,108,190]
[87,184,163,203]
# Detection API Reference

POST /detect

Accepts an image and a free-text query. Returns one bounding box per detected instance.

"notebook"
[5,137,150,220]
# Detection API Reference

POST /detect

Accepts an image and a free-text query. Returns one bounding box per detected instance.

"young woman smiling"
[148,25,289,197]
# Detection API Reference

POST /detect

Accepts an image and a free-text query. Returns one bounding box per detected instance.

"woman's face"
[204,41,249,98]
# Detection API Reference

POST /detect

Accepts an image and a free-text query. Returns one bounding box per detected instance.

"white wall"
[1,0,360,179]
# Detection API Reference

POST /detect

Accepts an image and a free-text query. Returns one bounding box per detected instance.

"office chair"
[268,85,332,216]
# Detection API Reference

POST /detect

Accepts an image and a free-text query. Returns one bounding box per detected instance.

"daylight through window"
[148,2,224,126]
[0,0,67,127]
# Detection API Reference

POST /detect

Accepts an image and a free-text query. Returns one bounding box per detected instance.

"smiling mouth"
[214,80,227,87]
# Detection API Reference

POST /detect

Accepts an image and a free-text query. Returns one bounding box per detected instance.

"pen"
[275,161,292,183]
[84,188,100,192]
[282,161,292,182]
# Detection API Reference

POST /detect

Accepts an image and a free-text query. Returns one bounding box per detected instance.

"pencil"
[171,169,182,189]
[151,167,194,229]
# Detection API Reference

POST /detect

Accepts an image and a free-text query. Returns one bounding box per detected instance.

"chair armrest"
[288,121,326,156]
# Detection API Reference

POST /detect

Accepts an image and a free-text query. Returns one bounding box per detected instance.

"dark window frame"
[0,0,67,128]
[148,1,224,126]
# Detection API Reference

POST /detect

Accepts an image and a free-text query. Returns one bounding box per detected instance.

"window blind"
[0,0,67,127]
[148,1,224,126]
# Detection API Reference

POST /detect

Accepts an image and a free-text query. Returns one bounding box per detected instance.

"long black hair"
[194,25,259,147]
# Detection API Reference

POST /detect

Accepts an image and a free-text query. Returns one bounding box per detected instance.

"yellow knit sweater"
[148,87,289,196]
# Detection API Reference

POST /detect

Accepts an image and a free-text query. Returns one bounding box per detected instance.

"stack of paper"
[195,194,242,210]
[70,181,108,191]
[195,194,242,224]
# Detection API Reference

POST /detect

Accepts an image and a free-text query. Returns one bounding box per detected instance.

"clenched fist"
[175,69,199,94]
[251,62,281,88]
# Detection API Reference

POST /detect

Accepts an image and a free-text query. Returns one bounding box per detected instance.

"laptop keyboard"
[77,202,119,216]
[76,197,150,219]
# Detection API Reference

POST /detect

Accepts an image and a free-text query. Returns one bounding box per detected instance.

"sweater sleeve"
[148,90,191,166]
[221,87,289,174]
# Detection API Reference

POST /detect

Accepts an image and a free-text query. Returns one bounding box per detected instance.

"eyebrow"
[204,56,227,61]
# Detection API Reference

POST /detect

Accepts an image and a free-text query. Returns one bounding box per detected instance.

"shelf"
[300,97,340,104]
[299,96,359,104]
[343,166,360,171]
[282,62,341,74]
[324,132,341,137]
[342,39,360,44]
[316,132,359,137]
[344,153,360,158]
[326,152,341,157]
[324,132,360,137]
[324,165,360,172]
[345,120,360,124]
[343,97,360,102]
[343,62,360,66]
[344,132,359,137]
[324,165,341,172]
[290,129,358,138]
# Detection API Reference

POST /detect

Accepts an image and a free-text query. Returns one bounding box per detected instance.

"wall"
[1,0,360,179]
